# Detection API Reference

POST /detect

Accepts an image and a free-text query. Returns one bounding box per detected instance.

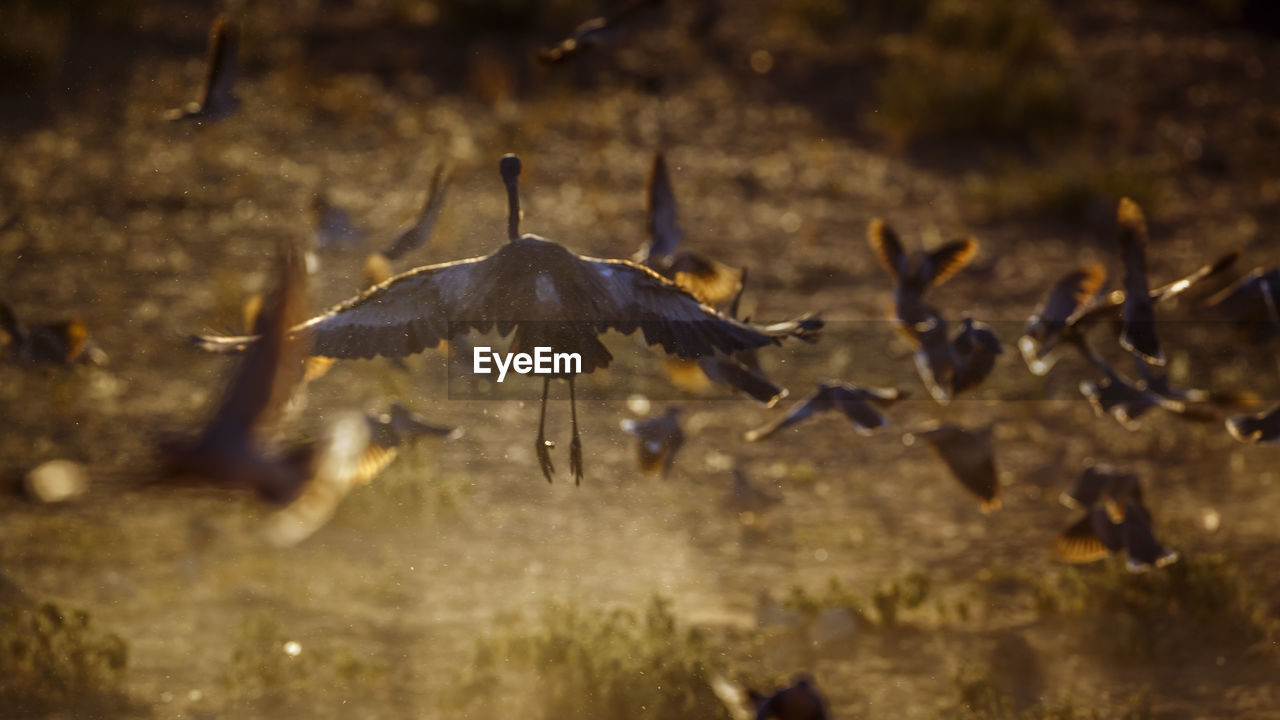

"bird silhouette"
[1056,466,1177,572]
[912,422,1001,512]
[264,404,460,546]
[165,15,241,123]
[1204,266,1280,345]
[194,154,819,485]
[159,240,311,503]
[1116,198,1163,365]
[1,302,107,366]
[866,218,978,344]
[538,0,665,64]
[362,163,455,287]
[661,268,820,406]
[634,151,744,306]
[745,382,903,442]
[620,405,685,475]
[1227,404,1280,443]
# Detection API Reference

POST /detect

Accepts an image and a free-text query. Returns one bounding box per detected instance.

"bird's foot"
[537,436,556,482]
[569,433,584,486]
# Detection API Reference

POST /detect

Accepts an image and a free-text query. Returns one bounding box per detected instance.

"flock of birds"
[3,5,1280,719]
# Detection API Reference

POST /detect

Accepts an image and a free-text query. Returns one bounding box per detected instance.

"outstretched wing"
[831,386,895,435]
[1041,264,1108,329]
[584,257,802,358]
[201,15,238,109]
[381,163,453,261]
[643,152,684,261]
[208,242,309,437]
[195,254,495,360]
[867,218,908,283]
[924,237,979,289]
[743,386,835,442]
[917,423,1000,512]
[1116,198,1163,365]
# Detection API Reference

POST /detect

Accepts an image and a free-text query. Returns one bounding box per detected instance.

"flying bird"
[1204,266,1280,345]
[1116,198,1163,365]
[1227,404,1280,443]
[264,403,460,546]
[538,0,665,64]
[311,194,363,253]
[912,422,1001,512]
[1019,248,1237,376]
[194,154,819,485]
[634,151,743,306]
[619,405,685,476]
[744,382,903,442]
[1018,264,1108,375]
[1,302,107,366]
[911,312,1002,404]
[866,218,978,344]
[661,269,820,406]
[165,15,241,123]
[1055,466,1177,572]
[950,316,1003,395]
[159,241,311,503]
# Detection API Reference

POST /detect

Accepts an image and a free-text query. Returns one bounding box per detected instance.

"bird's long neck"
[500,154,522,242]
[506,183,520,241]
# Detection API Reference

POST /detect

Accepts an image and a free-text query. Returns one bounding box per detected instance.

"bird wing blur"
[167,15,240,122]
[923,237,979,289]
[643,152,684,261]
[381,163,453,262]
[1116,198,1163,365]
[916,423,1000,512]
[159,241,311,503]
[743,385,836,442]
[866,218,909,284]
[1226,404,1280,443]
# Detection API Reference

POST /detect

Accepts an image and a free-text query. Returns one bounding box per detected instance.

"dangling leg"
[536,376,555,482]
[569,376,584,485]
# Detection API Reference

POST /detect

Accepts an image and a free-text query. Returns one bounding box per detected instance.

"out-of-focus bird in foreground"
[165,15,241,123]
[620,405,685,476]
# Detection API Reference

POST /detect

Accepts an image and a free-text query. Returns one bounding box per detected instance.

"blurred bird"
[912,422,1001,512]
[710,673,831,720]
[1227,404,1280,443]
[913,312,1002,404]
[866,218,978,344]
[1019,263,1108,376]
[1019,247,1238,376]
[1116,198,1163,365]
[264,403,460,547]
[1076,340,1223,430]
[364,163,453,285]
[1056,466,1177,572]
[950,316,1003,395]
[1059,464,1142,512]
[744,382,903,442]
[310,194,364,253]
[194,154,820,485]
[539,0,665,64]
[1,302,107,366]
[634,151,743,306]
[619,405,684,476]
[158,240,310,503]
[662,269,820,406]
[165,15,240,123]
[1204,267,1280,345]
[749,676,832,720]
